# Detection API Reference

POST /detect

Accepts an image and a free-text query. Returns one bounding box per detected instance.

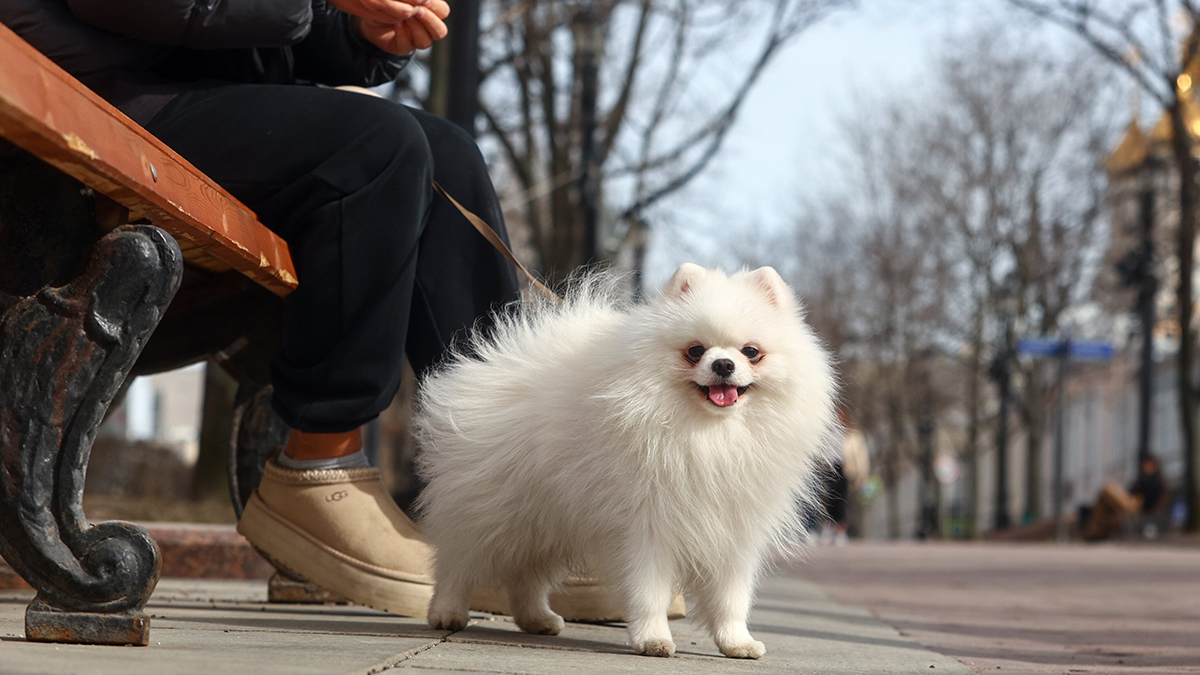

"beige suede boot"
[238,459,433,617]
[471,580,686,622]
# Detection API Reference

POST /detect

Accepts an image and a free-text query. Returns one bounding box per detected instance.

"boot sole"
[238,493,433,617]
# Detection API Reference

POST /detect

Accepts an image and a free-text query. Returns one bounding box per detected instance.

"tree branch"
[599,0,655,164]
[1006,0,1173,106]
[620,0,842,220]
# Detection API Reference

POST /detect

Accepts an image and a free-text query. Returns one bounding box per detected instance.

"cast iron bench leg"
[226,383,339,603]
[228,382,290,518]
[0,224,182,645]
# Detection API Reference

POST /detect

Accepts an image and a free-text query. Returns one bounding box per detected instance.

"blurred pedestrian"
[822,413,869,546]
[1083,482,1141,540]
[1129,456,1168,515]
[1083,455,1170,541]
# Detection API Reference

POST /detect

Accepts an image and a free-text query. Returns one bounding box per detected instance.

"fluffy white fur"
[414,263,838,659]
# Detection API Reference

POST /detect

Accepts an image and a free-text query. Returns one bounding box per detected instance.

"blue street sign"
[1016,338,1065,357]
[1016,338,1114,362]
[1069,342,1115,361]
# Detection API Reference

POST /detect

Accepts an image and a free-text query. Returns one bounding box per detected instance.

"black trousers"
[146,83,520,433]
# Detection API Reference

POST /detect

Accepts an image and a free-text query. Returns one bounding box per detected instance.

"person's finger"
[384,25,415,55]
[368,25,399,52]
[339,0,418,24]
[358,17,417,55]
[392,21,415,52]
[372,0,421,20]
[402,17,433,51]
[422,0,450,20]
[413,7,448,40]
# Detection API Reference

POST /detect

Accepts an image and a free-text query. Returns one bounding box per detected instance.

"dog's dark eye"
[685,344,706,363]
[742,346,762,362]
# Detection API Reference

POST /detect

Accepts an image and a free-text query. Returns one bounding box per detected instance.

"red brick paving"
[791,541,1200,674]
[143,522,273,579]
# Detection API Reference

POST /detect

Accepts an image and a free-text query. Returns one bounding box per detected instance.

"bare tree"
[791,100,955,539]
[1006,0,1200,533]
[745,26,1114,538]
[720,164,951,538]
[899,31,1115,525]
[859,221,951,539]
[474,0,852,283]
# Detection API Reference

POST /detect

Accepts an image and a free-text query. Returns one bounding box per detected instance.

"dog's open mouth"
[698,384,749,407]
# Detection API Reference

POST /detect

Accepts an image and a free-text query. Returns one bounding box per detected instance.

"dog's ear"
[663,263,707,300]
[747,266,794,311]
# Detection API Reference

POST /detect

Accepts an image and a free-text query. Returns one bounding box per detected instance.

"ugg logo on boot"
[325,490,349,502]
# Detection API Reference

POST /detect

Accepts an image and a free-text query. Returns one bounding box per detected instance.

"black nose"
[711,358,735,378]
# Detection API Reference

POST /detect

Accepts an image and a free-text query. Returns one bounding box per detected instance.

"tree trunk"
[885,453,901,540]
[425,39,451,118]
[964,304,983,537]
[193,359,238,501]
[1169,101,1200,533]
[1022,364,1045,523]
[1023,411,1044,522]
[885,391,906,540]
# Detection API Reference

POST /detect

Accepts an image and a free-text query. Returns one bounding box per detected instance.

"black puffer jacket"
[0,0,409,123]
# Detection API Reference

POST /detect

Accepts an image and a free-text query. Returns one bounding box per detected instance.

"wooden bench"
[0,21,299,646]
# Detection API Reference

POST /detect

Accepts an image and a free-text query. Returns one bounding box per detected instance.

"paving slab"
[140,579,448,639]
[0,573,967,675]
[399,575,967,675]
[0,628,437,675]
[798,542,1200,675]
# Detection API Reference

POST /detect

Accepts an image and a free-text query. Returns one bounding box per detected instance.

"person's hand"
[353,2,450,55]
[328,0,441,25]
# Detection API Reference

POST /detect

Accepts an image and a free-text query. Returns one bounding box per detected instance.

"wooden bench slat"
[0,22,297,296]
[180,245,235,274]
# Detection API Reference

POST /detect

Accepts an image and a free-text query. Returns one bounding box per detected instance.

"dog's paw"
[427,608,469,632]
[514,612,565,635]
[634,638,676,657]
[720,640,766,659]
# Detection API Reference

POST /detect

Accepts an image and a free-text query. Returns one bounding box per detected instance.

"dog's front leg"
[620,549,676,657]
[427,567,473,631]
[693,560,765,659]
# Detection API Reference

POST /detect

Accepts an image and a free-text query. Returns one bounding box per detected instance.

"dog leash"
[432,180,560,303]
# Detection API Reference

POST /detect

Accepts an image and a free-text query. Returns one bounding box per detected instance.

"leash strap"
[432,180,560,303]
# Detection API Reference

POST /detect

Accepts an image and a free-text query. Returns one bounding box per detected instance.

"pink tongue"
[708,384,739,407]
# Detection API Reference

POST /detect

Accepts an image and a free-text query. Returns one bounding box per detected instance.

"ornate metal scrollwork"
[0,224,182,645]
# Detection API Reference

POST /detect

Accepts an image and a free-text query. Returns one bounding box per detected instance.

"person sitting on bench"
[1,0,524,616]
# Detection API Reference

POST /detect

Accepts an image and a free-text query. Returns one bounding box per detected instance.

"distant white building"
[100,362,206,464]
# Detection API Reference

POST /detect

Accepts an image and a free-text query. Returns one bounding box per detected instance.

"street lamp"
[916,404,938,539]
[988,277,1018,531]
[914,347,940,539]
[1116,154,1164,464]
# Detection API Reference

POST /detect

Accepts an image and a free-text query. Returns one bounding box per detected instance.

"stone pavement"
[798,541,1200,675]
[0,573,967,675]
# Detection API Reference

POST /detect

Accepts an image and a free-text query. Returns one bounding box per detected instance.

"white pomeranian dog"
[414,263,838,659]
